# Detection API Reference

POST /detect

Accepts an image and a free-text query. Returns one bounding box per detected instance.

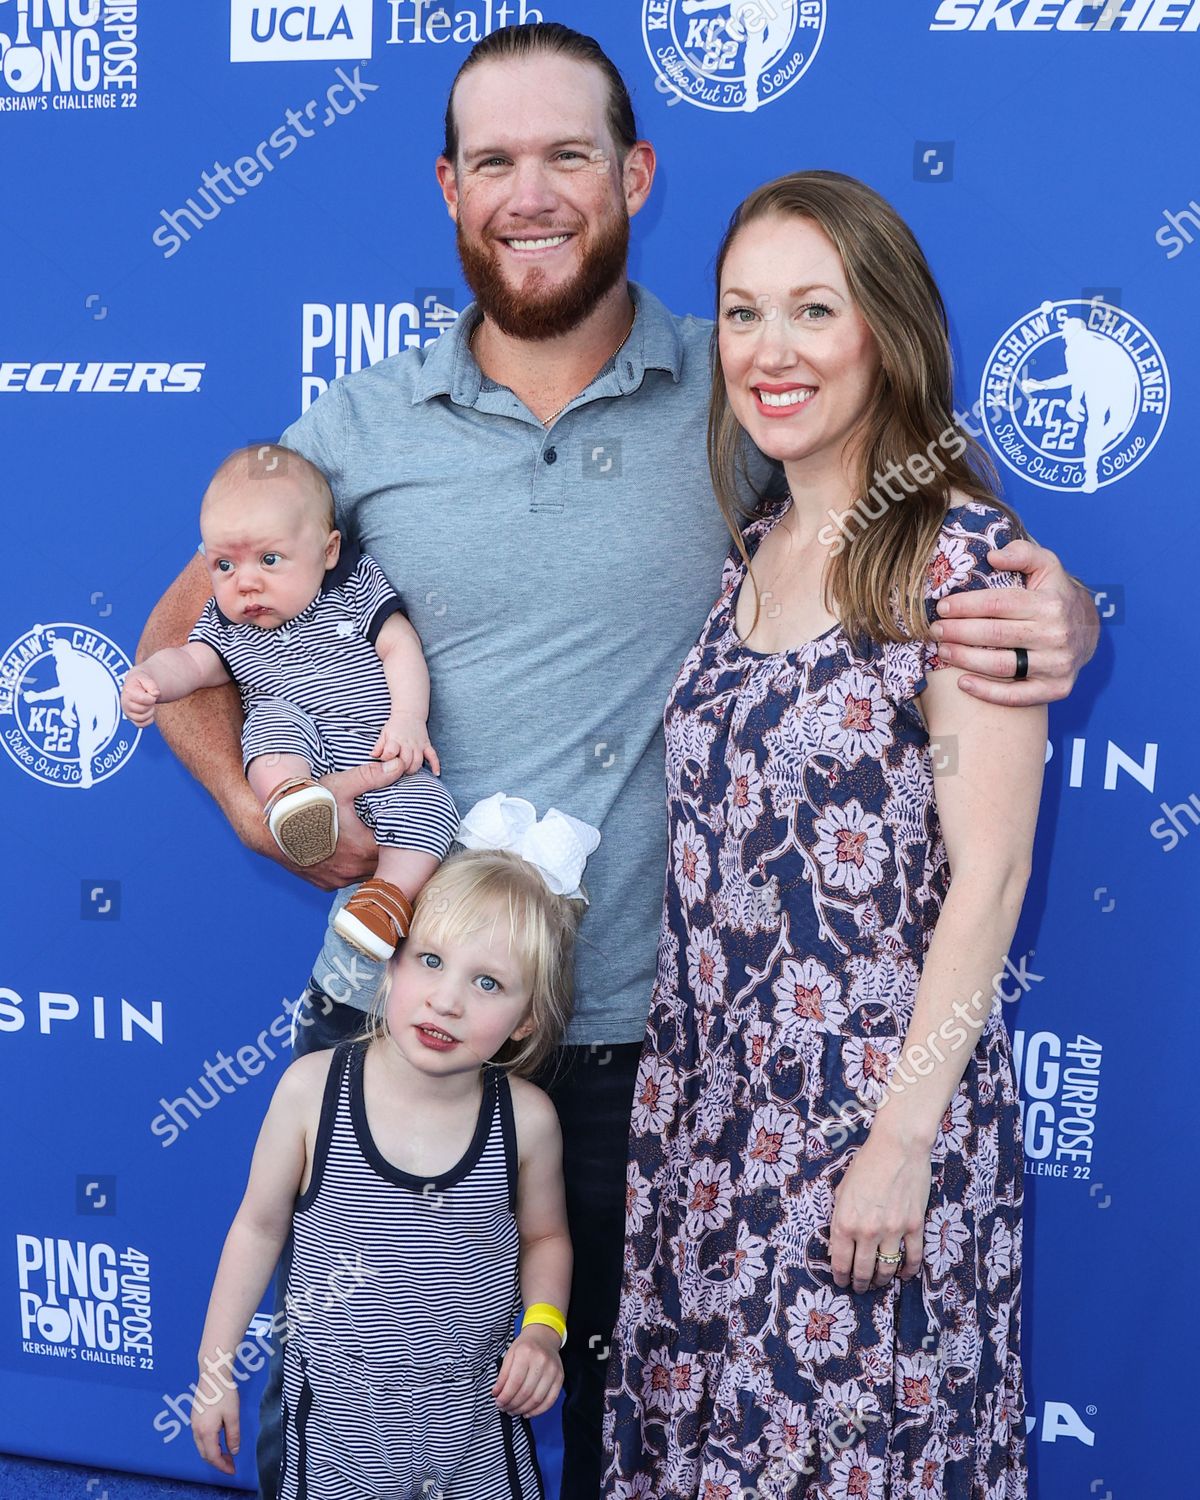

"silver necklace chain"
[470,306,637,428]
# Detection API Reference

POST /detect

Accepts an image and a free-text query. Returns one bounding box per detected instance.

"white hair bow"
[454,793,602,904]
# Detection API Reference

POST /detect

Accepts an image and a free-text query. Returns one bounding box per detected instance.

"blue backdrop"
[2,1,1197,1494]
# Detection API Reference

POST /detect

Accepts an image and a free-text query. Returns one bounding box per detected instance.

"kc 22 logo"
[643,0,825,113]
[979,298,1169,493]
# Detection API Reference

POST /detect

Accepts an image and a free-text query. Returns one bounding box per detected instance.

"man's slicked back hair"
[442,21,638,165]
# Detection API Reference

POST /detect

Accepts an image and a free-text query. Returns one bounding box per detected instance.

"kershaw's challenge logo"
[643,0,825,113]
[0,622,137,788]
[980,299,1169,493]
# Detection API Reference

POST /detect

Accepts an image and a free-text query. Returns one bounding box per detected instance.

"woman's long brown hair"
[708,170,1026,646]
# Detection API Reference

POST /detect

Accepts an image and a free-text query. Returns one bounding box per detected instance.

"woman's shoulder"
[936,491,1022,550]
[719,492,790,590]
[921,491,1026,616]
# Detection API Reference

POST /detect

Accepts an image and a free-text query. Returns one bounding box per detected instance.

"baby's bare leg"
[249,753,337,866]
[246,752,313,809]
[374,847,441,904]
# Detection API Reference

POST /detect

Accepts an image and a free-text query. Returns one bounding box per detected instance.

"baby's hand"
[370,715,440,777]
[191,1382,241,1476]
[121,668,161,726]
[492,1324,563,1419]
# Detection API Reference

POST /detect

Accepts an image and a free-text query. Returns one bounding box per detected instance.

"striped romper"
[278,1039,545,1500]
[187,544,458,859]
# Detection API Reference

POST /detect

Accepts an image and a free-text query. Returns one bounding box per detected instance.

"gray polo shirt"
[278,280,779,1045]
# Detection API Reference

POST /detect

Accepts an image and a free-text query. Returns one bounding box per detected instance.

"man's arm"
[137,554,400,892]
[930,537,1100,706]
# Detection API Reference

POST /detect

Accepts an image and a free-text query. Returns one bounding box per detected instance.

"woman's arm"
[828,662,1046,1294]
[492,1080,572,1419]
[191,1056,318,1472]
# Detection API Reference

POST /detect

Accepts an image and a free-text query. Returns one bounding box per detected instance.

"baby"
[122,443,459,960]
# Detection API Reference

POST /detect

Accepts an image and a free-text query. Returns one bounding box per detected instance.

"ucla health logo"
[230,0,373,61]
[0,622,137,789]
[980,298,1169,493]
[643,0,825,114]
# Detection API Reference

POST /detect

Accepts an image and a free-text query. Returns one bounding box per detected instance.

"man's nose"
[506,161,560,220]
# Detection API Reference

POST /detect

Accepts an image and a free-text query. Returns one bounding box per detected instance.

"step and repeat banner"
[2,1,1197,1494]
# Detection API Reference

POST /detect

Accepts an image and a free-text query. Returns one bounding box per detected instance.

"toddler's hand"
[121,668,161,726]
[191,1383,241,1476]
[370,715,440,777]
[492,1324,563,1419]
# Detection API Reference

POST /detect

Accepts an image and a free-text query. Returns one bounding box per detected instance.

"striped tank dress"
[278,1038,545,1500]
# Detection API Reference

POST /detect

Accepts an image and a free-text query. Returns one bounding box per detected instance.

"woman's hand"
[492,1324,563,1418]
[829,1129,931,1293]
[191,1381,241,1475]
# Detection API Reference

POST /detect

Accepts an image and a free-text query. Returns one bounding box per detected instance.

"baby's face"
[201,480,336,629]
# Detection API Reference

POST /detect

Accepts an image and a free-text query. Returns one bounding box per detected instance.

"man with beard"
[137,22,1098,1500]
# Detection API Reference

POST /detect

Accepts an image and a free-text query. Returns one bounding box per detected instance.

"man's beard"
[456,207,630,341]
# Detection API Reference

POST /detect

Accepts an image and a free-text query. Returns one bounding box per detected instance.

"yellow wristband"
[521,1302,567,1348]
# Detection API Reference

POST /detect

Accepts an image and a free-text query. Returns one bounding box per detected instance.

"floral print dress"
[601,497,1029,1500]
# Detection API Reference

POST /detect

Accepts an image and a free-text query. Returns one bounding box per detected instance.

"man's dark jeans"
[255,984,643,1500]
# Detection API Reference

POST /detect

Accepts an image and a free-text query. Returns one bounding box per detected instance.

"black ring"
[1013,646,1029,682]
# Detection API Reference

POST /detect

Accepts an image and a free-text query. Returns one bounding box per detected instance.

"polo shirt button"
[544,447,557,464]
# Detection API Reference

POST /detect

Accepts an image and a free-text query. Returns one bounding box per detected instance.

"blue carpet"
[0,1452,237,1497]
[1,1414,563,1496]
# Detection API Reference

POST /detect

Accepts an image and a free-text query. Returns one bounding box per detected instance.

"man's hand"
[369,714,440,776]
[233,759,412,892]
[930,537,1099,706]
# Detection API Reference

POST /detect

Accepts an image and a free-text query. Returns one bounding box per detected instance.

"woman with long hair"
[602,171,1042,1498]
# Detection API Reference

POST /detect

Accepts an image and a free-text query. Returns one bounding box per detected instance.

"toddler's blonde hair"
[361,847,586,1079]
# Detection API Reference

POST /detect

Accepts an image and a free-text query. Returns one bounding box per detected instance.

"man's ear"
[623,139,657,220]
[435,155,460,221]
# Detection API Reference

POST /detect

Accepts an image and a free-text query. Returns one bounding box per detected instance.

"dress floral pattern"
[601,497,1029,1500]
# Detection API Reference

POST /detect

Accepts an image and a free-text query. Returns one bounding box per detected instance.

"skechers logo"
[0,363,205,394]
[930,0,1200,30]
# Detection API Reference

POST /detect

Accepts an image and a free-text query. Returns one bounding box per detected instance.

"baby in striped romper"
[121,443,459,960]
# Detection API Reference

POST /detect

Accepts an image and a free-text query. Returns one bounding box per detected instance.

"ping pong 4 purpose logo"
[979,298,1169,493]
[0,0,139,112]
